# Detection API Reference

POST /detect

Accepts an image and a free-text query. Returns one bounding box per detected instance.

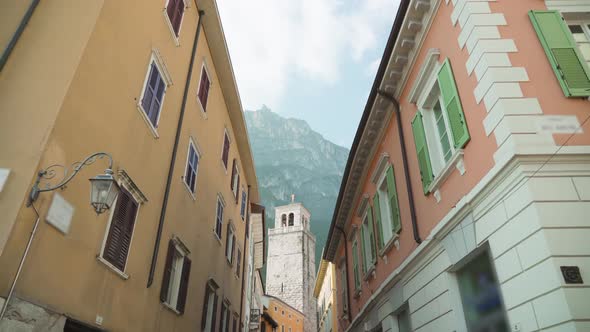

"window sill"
[97,256,129,280]
[226,258,233,267]
[362,265,376,281]
[427,149,465,196]
[353,289,361,299]
[136,104,160,139]
[214,231,222,245]
[162,10,181,47]
[181,178,197,201]
[162,302,181,315]
[221,161,228,175]
[379,234,399,257]
[197,99,208,119]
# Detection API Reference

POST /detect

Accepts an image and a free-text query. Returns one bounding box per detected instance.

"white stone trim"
[370,153,390,184]
[546,0,590,12]
[408,48,441,103]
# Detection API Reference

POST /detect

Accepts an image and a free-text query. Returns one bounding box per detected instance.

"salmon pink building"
[324,0,590,331]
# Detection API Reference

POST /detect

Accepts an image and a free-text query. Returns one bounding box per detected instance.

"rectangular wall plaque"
[0,168,10,193]
[46,192,75,234]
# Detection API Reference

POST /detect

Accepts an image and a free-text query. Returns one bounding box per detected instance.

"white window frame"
[226,223,235,264]
[162,0,189,46]
[231,162,240,199]
[221,301,230,332]
[376,170,396,251]
[204,282,218,332]
[164,239,190,311]
[197,61,212,117]
[98,181,142,279]
[240,188,247,221]
[136,50,173,138]
[221,128,231,172]
[183,137,201,198]
[565,16,590,65]
[214,194,226,242]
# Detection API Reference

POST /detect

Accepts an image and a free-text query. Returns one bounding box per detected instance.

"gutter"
[323,0,412,261]
[147,9,205,288]
[0,0,40,72]
[377,90,421,244]
[239,185,251,327]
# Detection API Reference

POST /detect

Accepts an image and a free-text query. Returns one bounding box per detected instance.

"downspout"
[0,0,40,72]
[147,9,205,287]
[334,226,352,323]
[377,90,422,244]
[239,185,251,328]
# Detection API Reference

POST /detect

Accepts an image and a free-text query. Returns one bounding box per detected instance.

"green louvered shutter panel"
[438,58,470,149]
[360,226,367,274]
[367,206,377,265]
[372,195,384,250]
[386,165,401,234]
[412,112,434,194]
[352,241,360,289]
[529,10,590,97]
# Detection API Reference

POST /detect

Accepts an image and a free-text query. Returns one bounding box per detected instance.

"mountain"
[245,106,349,272]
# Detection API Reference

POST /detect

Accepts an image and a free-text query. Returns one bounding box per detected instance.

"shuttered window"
[226,226,235,264]
[215,197,224,239]
[222,131,230,169]
[529,11,590,97]
[386,166,401,234]
[166,0,185,37]
[240,190,247,220]
[340,266,348,313]
[438,59,470,150]
[184,140,199,194]
[198,67,211,111]
[230,159,240,202]
[141,62,166,128]
[412,112,434,194]
[352,240,361,290]
[160,239,191,314]
[201,283,218,332]
[233,315,238,332]
[102,187,138,271]
[372,194,384,250]
[236,248,242,278]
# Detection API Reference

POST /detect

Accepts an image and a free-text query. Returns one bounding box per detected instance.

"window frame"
[98,184,140,278]
[197,62,212,115]
[226,223,235,264]
[360,210,376,277]
[240,188,247,220]
[183,137,201,197]
[566,17,590,65]
[351,238,361,293]
[163,0,188,45]
[231,160,240,199]
[162,240,190,313]
[221,129,231,171]
[137,52,171,138]
[215,194,225,241]
[376,170,395,248]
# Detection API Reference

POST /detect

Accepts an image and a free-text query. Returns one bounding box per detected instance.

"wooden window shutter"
[103,188,138,271]
[236,249,241,277]
[367,206,377,265]
[529,11,590,97]
[198,70,210,110]
[211,294,219,332]
[222,134,230,168]
[177,256,191,314]
[438,58,470,149]
[226,227,231,258]
[372,194,384,250]
[230,159,236,190]
[231,234,236,264]
[352,242,360,289]
[172,0,184,36]
[235,174,240,204]
[160,240,175,303]
[359,226,368,273]
[386,165,401,234]
[201,286,212,330]
[411,112,434,194]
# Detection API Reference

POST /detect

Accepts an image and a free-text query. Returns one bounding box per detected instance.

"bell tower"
[266,197,317,332]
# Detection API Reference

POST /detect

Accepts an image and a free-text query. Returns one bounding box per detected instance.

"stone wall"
[0,297,66,332]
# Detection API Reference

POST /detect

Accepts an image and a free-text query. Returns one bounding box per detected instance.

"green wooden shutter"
[360,226,367,273]
[367,206,377,265]
[412,112,434,194]
[352,241,360,290]
[438,58,470,149]
[372,195,384,250]
[529,10,590,97]
[386,166,401,234]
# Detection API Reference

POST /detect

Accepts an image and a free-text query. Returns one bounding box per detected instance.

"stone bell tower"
[266,196,317,332]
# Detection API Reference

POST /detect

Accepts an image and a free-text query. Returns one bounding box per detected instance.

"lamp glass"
[89,173,119,214]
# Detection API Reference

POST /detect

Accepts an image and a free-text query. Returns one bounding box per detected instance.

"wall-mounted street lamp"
[0,152,119,321]
[27,152,119,214]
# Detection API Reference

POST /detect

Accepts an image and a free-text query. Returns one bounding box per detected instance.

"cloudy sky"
[217,0,400,147]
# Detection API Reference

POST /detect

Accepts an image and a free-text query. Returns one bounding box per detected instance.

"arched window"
[281,214,287,227]
[288,213,294,226]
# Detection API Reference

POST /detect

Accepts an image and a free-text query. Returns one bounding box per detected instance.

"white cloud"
[217,0,398,111]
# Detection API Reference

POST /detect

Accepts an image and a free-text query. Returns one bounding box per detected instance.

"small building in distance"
[313,258,338,332]
[262,295,304,332]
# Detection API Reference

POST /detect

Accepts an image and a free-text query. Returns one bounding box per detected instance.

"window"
[101,187,139,272]
[397,309,412,332]
[236,248,242,278]
[457,252,508,331]
[240,190,247,220]
[340,265,348,314]
[274,306,277,312]
[215,196,225,240]
[230,159,240,202]
[160,239,191,314]
[201,283,218,332]
[288,213,294,226]
[351,240,361,291]
[281,326,285,332]
[220,301,230,332]
[529,11,590,97]
[165,0,185,37]
[197,65,211,111]
[184,139,200,194]
[360,210,376,274]
[226,225,235,264]
[140,61,167,130]
[232,314,238,332]
[374,165,401,251]
[222,131,230,170]
[281,214,287,227]
[412,58,470,194]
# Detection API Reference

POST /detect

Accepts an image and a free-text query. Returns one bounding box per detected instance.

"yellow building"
[0,0,259,331]
[262,296,304,332]
[313,260,338,332]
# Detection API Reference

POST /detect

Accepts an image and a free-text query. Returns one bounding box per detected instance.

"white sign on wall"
[0,168,10,193]
[46,192,75,234]
[537,115,583,134]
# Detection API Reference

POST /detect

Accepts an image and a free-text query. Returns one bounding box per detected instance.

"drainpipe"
[239,185,251,328]
[377,90,422,244]
[147,9,205,288]
[334,225,352,323]
[0,0,40,72]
